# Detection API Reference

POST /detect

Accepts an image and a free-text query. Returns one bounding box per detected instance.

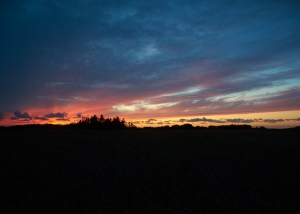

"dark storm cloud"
[45,112,67,118]
[1,0,300,120]
[10,111,32,120]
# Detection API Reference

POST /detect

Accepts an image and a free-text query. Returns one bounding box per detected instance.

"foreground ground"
[1,129,300,213]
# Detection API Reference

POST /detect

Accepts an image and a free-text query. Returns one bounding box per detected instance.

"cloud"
[186,117,225,123]
[226,119,258,123]
[10,111,32,120]
[185,117,288,124]
[33,116,49,121]
[186,118,202,122]
[263,119,285,123]
[56,118,70,121]
[21,119,31,122]
[132,121,141,124]
[286,118,300,121]
[45,112,67,118]
[74,113,83,118]
[0,112,3,120]
[146,119,157,124]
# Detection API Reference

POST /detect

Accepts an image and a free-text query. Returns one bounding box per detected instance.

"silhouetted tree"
[171,125,180,129]
[90,115,98,126]
[76,114,127,129]
[99,114,105,123]
[126,122,137,129]
[181,124,193,129]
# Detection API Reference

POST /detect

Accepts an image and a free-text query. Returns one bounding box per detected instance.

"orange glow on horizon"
[0,109,299,128]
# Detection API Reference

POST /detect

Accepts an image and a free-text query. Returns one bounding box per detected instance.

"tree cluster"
[75,114,136,129]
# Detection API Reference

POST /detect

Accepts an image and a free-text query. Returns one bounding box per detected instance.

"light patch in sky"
[135,44,161,62]
[221,81,299,103]
[157,87,202,98]
[113,100,178,112]
[71,96,91,102]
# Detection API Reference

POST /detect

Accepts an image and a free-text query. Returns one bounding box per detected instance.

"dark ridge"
[1,128,300,213]
[208,124,252,130]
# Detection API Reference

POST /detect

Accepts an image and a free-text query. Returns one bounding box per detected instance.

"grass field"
[1,129,300,213]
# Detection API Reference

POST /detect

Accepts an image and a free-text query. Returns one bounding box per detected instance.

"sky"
[1,0,300,128]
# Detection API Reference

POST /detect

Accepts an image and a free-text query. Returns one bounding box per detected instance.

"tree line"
[75,115,253,130]
[2,114,280,130]
[142,124,253,130]
[74,114,137,129]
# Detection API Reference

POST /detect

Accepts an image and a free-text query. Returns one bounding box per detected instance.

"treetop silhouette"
[76,114,136,129]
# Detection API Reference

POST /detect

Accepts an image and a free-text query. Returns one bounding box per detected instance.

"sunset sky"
[1,0,300,128]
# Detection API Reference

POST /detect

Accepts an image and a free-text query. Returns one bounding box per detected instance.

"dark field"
[1,129,300,213]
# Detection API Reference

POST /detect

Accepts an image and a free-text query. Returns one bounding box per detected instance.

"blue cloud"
[45,112,67,118]
[10,111,32,120]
